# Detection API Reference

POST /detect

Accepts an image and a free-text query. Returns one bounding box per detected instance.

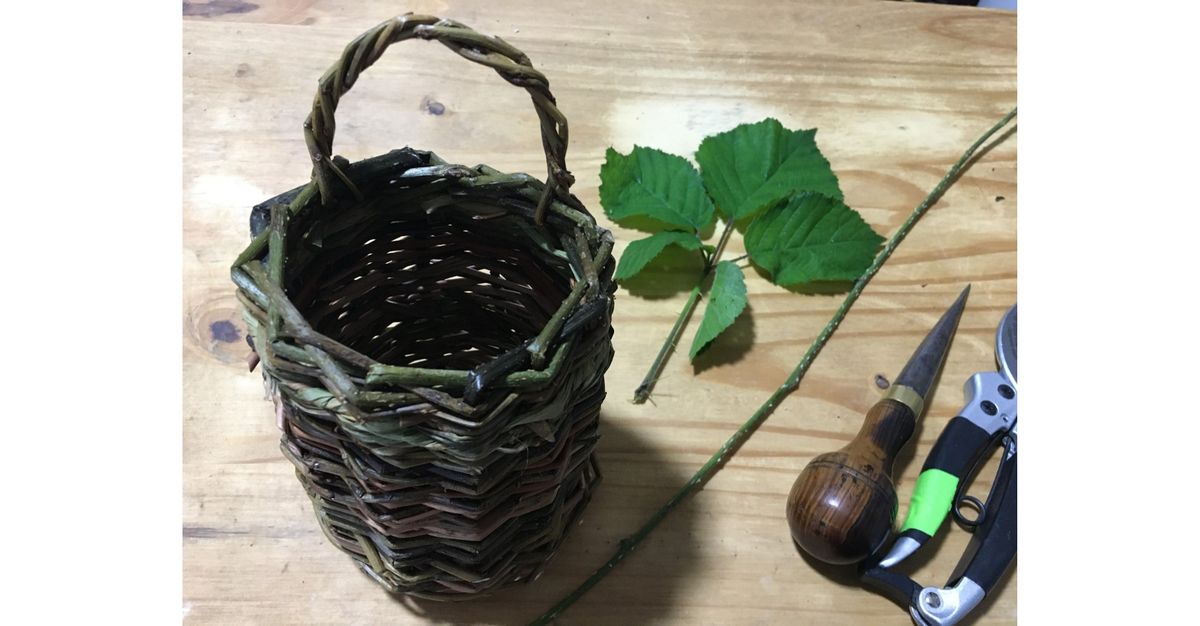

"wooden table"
[183,1,1016,623]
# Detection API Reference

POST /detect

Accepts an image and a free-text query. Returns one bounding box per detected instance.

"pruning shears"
[861,304,1018,625]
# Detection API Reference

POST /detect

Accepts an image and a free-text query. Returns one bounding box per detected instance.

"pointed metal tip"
[950,284,971,314]
[892,286,971,406]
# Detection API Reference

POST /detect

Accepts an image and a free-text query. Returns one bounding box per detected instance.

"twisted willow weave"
[230,14,616,598]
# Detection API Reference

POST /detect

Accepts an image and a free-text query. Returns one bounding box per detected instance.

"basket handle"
[303,14,574,223]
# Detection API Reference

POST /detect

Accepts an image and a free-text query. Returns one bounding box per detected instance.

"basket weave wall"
[230,14,616,598]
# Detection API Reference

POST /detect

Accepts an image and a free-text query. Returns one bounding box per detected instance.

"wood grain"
[183,0,1016,623]
[787,399,916,565]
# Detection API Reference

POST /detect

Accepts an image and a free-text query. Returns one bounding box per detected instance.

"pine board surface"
[183,1,1017,623]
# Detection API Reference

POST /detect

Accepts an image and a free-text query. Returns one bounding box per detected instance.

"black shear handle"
[860,436,1016,625]
[949,434,1017,594]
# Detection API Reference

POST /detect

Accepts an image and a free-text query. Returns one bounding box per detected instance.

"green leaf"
[695,118,843,222]
[689,261,748,360]
[744,192,884,286]
[599,146,716,232]
[615,231,706,281]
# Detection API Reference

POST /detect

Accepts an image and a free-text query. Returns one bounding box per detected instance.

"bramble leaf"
[744,192,884,286]
[689,260,748,360]
[615,231,706,281]
[599,146,716,232]
[695,118,843,222]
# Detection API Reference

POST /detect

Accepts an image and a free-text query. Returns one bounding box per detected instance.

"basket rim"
[231,149,615,397]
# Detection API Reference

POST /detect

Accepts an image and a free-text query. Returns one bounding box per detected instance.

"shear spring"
[952,427,1012,531]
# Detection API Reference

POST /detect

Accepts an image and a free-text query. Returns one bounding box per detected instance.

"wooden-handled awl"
[786,286,970,565]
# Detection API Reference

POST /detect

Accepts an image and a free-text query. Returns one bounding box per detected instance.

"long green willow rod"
[530,107,1017,626]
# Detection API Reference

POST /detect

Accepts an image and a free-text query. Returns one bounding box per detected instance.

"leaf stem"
[632,218,736,404]
[531,107,1017,626]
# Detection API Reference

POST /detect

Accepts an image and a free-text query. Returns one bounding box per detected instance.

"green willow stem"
[632,219,737,403]
[531,107,1017,626]
[631,284,702,404]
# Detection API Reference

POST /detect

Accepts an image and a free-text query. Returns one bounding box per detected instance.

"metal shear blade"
[996,304,1017,388]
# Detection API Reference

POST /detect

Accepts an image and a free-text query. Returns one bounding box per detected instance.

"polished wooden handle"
[786,398,916,564]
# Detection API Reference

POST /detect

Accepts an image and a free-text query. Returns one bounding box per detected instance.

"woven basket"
[230,14,616,599]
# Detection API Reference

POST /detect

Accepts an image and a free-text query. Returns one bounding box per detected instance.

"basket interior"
[288,199,573,370]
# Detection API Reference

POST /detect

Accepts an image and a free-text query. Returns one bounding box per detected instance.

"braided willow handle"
[303,14,574,223]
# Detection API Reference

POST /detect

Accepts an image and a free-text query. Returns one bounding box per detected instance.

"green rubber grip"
[899,468,959,535]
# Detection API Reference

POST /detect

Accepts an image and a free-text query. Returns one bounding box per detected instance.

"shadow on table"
[618,245,705,300]
[394,417,699,625]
